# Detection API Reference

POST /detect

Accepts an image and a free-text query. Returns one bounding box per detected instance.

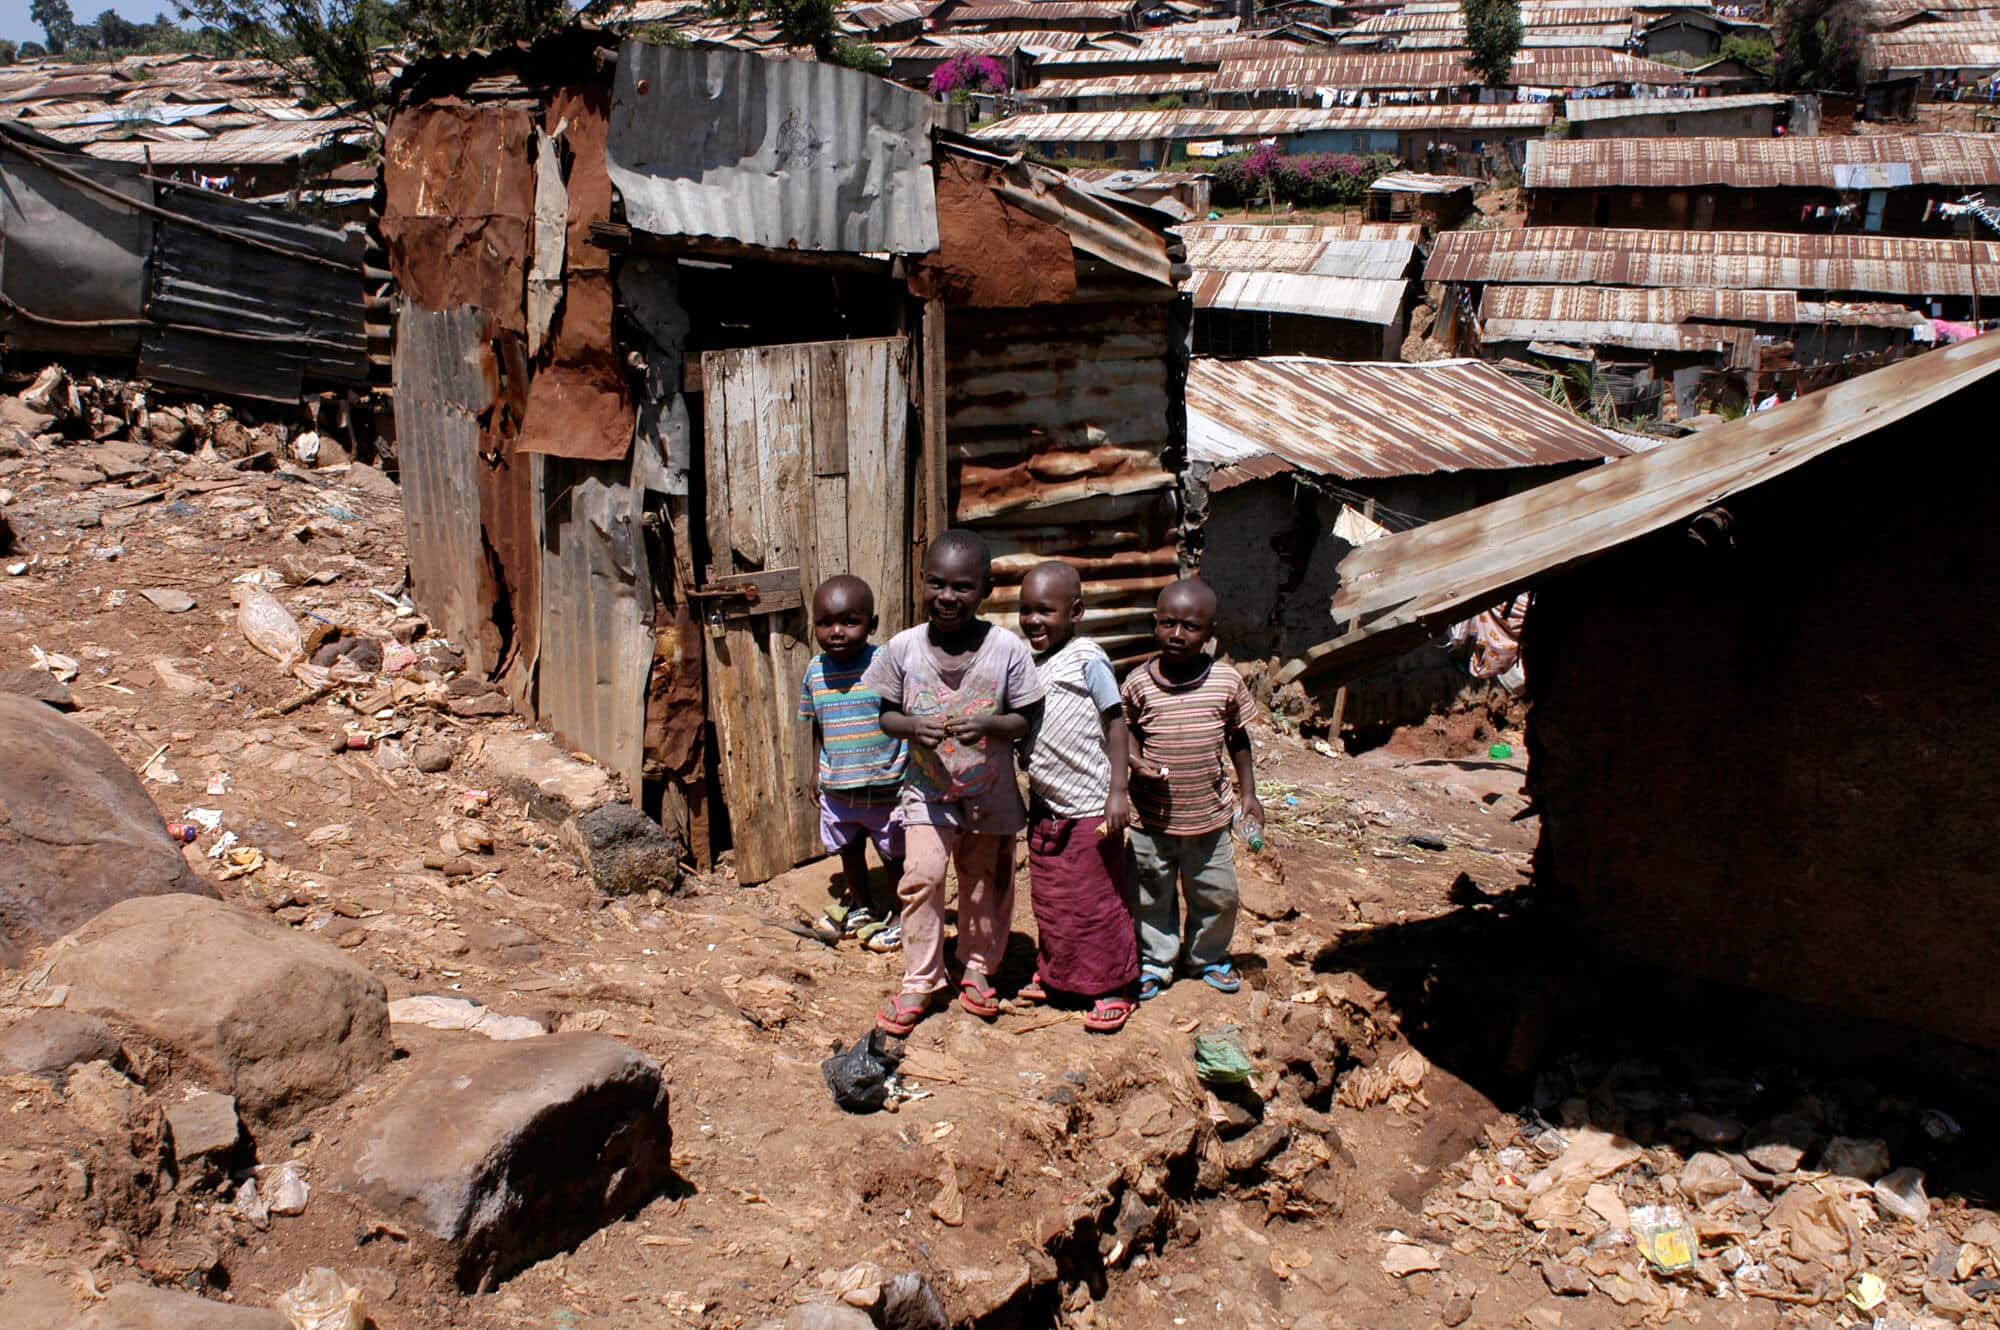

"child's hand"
[944,713,990,743]
[910,715,949,748]
[1102,788,1131,837]
[1128,751,1168,781]
[1241,793,1265,826]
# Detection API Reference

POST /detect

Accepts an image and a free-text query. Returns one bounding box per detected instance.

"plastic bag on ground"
[822,1029,903,1113]
[274,1267,365,1330]
[235,586,304,665]
[1194,1025,1253,1085]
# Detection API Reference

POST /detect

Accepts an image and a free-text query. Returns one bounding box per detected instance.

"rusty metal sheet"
[1186,356,1629,482]
[606,39,938,255]
[0,125,151,356]
[1282,332,2000,686]
[394,302,506,677]
[83,121,371,164]
[1182,223,1418,280]
[381,101,536,331]
[1427,227,2000,297]
[1191,270,1407,324]
[536,452,655,796]
[1369,170,1484,194]
[617,257,693,495]
[517,272,634,460]
[936,0,1133,20]
[1481,285,1800,325]
[1021,73,1216,101]
[1526,134,2000,191]
[974,103,1554,145]
[1561,92,1790,124]
[1206,48,1687,91]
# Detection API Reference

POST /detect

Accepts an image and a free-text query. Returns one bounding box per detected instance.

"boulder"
[329,1032,671,1290]
[0,1011,122,1077]
[475,732,612,817]
[41,894,390,1123]
[0,693,212,967]
[67,1283,288,1330]
[0,669,76,710]
[575,804,682,897]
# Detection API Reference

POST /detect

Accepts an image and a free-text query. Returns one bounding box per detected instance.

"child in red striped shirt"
[1120,578,1262,1000]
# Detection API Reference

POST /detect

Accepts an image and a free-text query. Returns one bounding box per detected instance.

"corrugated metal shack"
[1181,222,1422,359]
[1278,333,2000,1050]
[1182,355,1627,739]
[383,34,1184,884]
[0,119,369,403]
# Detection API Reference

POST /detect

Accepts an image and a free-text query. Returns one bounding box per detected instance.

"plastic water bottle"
[1234,809,1264,853]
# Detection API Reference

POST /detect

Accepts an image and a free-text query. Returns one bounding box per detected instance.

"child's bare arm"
[880,701,946,748]
[947,700,1039,743]
[1102,711,1132,830]
[1227,727,1263,822]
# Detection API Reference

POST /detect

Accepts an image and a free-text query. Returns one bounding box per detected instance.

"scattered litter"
[1848,1271,1888,1312]
[138,588,197,614]
[822,1030,905,1113]
[235,1177,269,1229]
[273,1266,364,1330]
[1488,742,1513,760]
[290,432,321,464]
[1875,1167,1931,1225]
[1630,1205,1697,1273]
[264,1160,310,1216]
[214,847,267,881]
[928,1155,965,1227]
[165,821,201,845]
[1921,1109,1963,1142]
[30,646,79,683]
[322,503,360,523]
[184,808,225,832]
[1193,1025,1253,1085]
[1381,1243,1442,1277]
[1337,1048,1428,1109]
[235,586,304,665]
[205,771,232,796]
[207,830,240,859]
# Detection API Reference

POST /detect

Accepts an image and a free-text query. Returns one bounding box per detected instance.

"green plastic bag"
[1193,1025,1253,1085]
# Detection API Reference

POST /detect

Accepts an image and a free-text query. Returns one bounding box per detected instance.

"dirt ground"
[5,414,1999,1330]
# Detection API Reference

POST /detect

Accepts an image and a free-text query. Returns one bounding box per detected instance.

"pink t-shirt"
[862,623,1044,833]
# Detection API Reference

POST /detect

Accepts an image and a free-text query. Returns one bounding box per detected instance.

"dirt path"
[6,418,1994,1330]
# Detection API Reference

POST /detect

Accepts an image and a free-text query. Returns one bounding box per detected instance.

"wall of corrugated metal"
[393,302,504,677]
[949,298,1182,664]
[0,134,150,356]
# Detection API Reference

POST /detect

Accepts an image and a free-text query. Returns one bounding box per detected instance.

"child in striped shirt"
[1121,577,1262,1000]
[1018,561,1139,1034]
[798,575,907,950]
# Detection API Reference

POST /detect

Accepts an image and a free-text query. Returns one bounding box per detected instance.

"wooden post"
[917,299,949,609]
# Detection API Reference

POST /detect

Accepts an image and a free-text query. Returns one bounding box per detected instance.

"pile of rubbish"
[1420,1055,1994,1325]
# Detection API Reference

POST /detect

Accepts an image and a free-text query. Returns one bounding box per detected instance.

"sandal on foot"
[958,973,1001,1020]
[1017,972,1048,1004]
[1200,962,1242,994]
[876,990,936,1037]
[1084,995,1135,1033]
[1137,974,1167,1001]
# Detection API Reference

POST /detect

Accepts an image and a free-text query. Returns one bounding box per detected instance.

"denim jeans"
[1127,826,1238,983]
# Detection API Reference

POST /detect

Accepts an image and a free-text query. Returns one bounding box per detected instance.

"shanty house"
[382,35,1184,885]
[1183,222,1422,359]
[1525,135,2000,235]
[1364,170,1480,233]
[1559,93,1792,141]
[1284,333,2000,1050]
[1183,356,1627,736]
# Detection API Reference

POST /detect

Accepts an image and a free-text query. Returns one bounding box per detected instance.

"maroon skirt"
[1027,814,1140,997]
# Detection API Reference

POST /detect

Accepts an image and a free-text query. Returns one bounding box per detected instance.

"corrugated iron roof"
[1276,332,2000,686]
[879,30,1089,55]
[1370,169,1484,193]
[1480,315,1752,352]
[1183,221,1420,277]
[1389,27,1636,48]
[1481,284,1800,323]
[1190,270,1409,323]
[1186,355,1628,482]
[1021,71,1216,99]
[1209,48,1687,91]
[1560,91,1790,122]
[1526,133,2000,189]
[975,102,1554,142]
[83,121,372,164]
[1426,226,2000,297]
[605,39,938,255]
[939,0,1135,18]
[1866,36,2000,69]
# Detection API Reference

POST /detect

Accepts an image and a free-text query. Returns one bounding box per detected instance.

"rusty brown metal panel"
[947,302,1180,665]
[381,102,536,330]
[394,302,506,677]
[1426,227,2000,297]
[1480,285,1800,325]
[1526,134,2000,192]
[1205,49,1685,92]
[1284,333,2000,686]
[1186,356,1629,482]
[975,102,1554,144]
[1560,93,1791,126]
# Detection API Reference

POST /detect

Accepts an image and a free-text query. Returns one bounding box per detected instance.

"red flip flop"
[1017,971,1048,1004]
[959,973,1000,1021]
[877,990,937,1037]
[1084,995,1135,1034]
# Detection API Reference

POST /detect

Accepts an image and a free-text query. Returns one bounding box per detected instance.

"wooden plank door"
[701,336,912,884]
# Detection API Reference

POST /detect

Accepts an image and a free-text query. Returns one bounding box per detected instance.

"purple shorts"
[819,787,906,860]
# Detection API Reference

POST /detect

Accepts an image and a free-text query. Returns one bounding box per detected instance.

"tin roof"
[1426,226,2000,297]
[1021,72,1217,99]
[1369,168,1485,193]
[1481,284,1802,323]
[1559,91,1789,122]
[1186,355,1628,482]
[1866,35,2000,69]
[1190,270,1410,323]
[937,0,1136,21]
[1274,332,2000,685]
[1526,133,2000,189]
[83,120,372,164]
[1209,48,1688,90]
[1183,221,1421,275]
[974,102,1554,142]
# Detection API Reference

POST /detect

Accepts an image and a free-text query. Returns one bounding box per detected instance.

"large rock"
[574,803,681,896]
[67,1283,288,1330]
[40,895,390,1123]
[0,693,211,967]
[329,1033,671,1290]
[0,1010,122,1077]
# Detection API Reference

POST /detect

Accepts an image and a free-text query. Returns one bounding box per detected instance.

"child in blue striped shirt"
[799,575,907,949]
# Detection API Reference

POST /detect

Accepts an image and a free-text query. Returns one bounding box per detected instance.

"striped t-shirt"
[797,646,907,792]
[1025,636,1121,819]
[1121,657,1257,836]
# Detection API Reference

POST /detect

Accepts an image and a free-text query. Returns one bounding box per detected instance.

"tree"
[20,40,50,57]
[0,38,16,63]
[95,9,148,47]
[1770,0,1864,92]
[1460,0,1522,88]
[30,0,78,52]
